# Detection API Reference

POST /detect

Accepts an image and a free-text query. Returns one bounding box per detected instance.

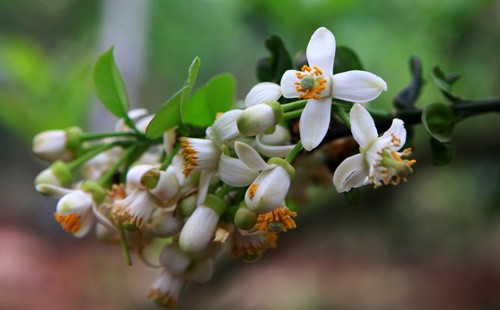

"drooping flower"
[280,27,387,151]
[333,103,416,192]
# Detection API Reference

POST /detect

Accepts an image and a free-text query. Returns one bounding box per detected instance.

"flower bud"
[179,195,225,256]
[234,203,258,230]
[32,127,81,162]
[245,158,295,214]
[35,160,73,191]
[146,209,183,237]
[237,101,283,136]
[159,244,191,275]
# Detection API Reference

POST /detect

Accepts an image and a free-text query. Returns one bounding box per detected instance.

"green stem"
[161,142,180,170]
[215,184,235,199]
[67,143,114,171]
[282,100,308,112]
[283,109,303,121]
[118,223,132,266]
[333,105,351,128]
[97,146,137,188]
[123,115,145,138]
[81,131,138,141]
[285,140,303,163]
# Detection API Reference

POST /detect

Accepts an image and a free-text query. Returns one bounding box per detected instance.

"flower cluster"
[33,27,415,308]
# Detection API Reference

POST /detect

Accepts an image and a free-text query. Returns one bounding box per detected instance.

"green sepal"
[80,180,106,204]
[265,101,283,124]
[204,194,226,216]
[51,160,73,185]
[92,47,129,117]
[267,157,295,179]
[422,102,455,143]
[141,170,160,189]
[63,126,82,152]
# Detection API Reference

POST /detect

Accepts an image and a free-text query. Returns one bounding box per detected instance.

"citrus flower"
[280,27,387,151]
[333,103,416,192]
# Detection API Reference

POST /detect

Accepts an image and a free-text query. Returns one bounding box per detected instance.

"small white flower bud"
[179,195,225,256]
[32,127,81,162]
[237,101,283,136]
[34,160,73,192]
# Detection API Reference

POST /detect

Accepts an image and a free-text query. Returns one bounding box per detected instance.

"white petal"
[234,141,272,171]
[218,153,259,187]
[256,135,295,158]
[332,70,387,102]
[306,27,335,74]
[56,191,92,215]
[127,164,158,189]
[196,170,216,206]
[299,98,332,151]
[258,125,292,145]
[245,82,282,107]
[380,119,407,150]
[350,103,379,150]
[74,212,94,238]
[333,153,369,193]
[210,109,243,146]
[280,70,301,98]
[35,184,72,198]
[179,206,220,255]
[149,167,180,204]
[245,166,290,213]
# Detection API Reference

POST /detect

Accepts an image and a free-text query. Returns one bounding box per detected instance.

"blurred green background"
[1,0,499,309]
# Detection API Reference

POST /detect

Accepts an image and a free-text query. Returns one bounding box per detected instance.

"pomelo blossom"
[280,27,387,151]
[333,103,416,192]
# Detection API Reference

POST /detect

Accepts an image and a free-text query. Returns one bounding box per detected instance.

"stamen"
[54,212,81,234]
[180,137,198,177]
[147,289,178,309]
[248,184,258,200]
[255,207,297,233]
[295,65,327,100]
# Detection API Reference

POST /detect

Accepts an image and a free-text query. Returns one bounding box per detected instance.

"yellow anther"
[255,207,297,233]
[54,212,82,234]
[248,184,258,200]
[180,137,198,177]
[295,65,327,100]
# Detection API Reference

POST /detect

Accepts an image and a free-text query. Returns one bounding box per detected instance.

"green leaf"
[429,66,462,103]
[422,102,455,143]
[394,57,423,111]
[145,86,188,138]
[344,188,359,205]
[183,73,236,127]
[334,46,363,73]
[430,138,455,166]
[93,48,129,117]
[145,57,201,138]
[257,35,293,83]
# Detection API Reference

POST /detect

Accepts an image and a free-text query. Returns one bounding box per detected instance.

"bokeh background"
[1,0,500,309]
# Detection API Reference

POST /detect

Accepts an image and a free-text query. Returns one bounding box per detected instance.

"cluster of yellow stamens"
[179,137,198,177]
[54,212,81,234]
[147,290,178,310]
[295,65,327,99]
[231,232,278,260]
[248,184,258,200]
[370,134,416,188]
[255,207,297,233]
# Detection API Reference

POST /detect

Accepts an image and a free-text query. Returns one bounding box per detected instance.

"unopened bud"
[237,101,283,136]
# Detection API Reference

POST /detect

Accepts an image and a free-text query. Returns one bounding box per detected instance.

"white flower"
[280,27,387,151]
[333,103,416,192]
[147,270,185,309]
[32,127,81,162]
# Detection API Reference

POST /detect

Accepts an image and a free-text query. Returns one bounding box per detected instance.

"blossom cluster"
[33,27,415,308]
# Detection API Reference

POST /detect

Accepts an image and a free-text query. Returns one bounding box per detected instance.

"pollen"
[54,212,81,234]
[255,207,297,233]
[248,184,258,200]
[180,137,198,177]
[294,65,327,99]
[147,289,178,310]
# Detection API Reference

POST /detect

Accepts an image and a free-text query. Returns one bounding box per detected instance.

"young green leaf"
[394,57,423,111]
[92,48,128,117]
[422,102,455,143]
[429,66,462,103]
[145,57,201,138]
[430,138,455,166]
[334,46,364,73]
[183,73,236,127]
[257,35,293,83]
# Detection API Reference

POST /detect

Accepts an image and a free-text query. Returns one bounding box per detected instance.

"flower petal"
[306,27,335,73]
[256,134,295,158]
[234,141,273,171]
[218,153,259,187]
[333,153,369,193]
[196,170,216,206]
[350,103,378,150]
[245,82,282,107]
[299,98,332,151]
[280,70,301,98]
[332,70,387,102]
[380,118,407,150]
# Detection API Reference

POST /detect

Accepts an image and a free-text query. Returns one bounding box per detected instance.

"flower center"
[54,212,81,234]
[295,65,327,99]
[255,207,297,233]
